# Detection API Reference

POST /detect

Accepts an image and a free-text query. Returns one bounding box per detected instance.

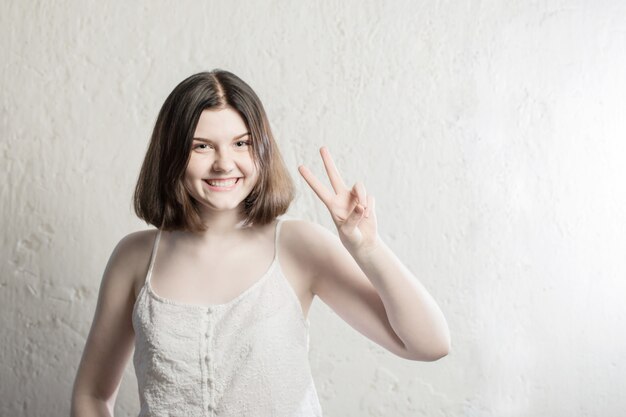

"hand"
[298,146,378,253]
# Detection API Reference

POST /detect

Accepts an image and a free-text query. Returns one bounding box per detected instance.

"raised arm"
[70,231,151,416]
[298,146,450,361]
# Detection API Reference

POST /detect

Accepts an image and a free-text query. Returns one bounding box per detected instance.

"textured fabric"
[132,217,324,417]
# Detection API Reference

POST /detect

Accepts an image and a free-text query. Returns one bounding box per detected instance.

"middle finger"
[320,146,347,194]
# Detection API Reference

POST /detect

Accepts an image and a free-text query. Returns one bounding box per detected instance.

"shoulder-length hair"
[133,70,295,232]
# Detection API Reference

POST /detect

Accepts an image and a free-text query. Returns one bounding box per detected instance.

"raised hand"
[298,146,378,253]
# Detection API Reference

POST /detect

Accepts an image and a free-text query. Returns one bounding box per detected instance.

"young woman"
[70,70,450,417]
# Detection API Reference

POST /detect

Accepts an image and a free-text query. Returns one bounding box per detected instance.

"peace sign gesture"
[298,146,378,254]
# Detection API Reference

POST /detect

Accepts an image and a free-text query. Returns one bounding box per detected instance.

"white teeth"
[207,179,237,187]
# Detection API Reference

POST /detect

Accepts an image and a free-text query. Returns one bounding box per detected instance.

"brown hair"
[133,70,295,231]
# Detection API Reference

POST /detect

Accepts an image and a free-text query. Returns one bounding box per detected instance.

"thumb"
[341,202,365,234]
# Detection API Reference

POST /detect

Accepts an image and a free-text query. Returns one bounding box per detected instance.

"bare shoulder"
[280,218,337,252]
[105,229,159,298]
[275,218,337,313]
[110,229,157,269]
[278,218,339,277]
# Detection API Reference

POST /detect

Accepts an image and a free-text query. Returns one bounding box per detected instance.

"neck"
[190,206,252,242]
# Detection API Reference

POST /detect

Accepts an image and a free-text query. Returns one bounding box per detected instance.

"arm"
[71,232,149,416]
[297,147,450,361]
[346,234,450,360]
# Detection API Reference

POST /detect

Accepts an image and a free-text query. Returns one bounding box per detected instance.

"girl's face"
[184,106,259,214]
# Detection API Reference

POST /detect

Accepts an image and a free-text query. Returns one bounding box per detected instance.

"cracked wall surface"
[2,1,626,416]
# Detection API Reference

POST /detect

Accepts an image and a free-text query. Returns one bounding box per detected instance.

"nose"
[212,148,235,173]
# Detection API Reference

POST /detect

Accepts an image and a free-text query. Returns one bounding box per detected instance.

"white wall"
[2,1,626,416]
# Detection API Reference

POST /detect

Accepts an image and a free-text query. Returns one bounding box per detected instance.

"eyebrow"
[192,132,250,143]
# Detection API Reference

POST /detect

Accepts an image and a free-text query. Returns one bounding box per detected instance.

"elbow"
[71,384,117,417]
[437,334,452,358]
[414,346,449,362]
[430,335,452,361]
[413,346,450,362]
[429,341,451,361]
[404,338,451,362]
[425,326,452,361]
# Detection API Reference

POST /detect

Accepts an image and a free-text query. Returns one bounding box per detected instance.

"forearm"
[349,237,451,360]
[71,394,113,417]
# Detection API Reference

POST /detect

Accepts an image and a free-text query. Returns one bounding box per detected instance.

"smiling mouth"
[203,178,240,188]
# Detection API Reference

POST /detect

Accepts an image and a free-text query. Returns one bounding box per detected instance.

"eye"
[192,143,213,151]
[235,140,251,148]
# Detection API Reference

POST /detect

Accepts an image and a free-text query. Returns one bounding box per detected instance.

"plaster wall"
[2,1,625,416]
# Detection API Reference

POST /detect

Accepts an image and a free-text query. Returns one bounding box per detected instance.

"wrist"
[349,235,383,260]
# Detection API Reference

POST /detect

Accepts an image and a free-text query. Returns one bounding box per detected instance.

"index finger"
[298,164,333,207]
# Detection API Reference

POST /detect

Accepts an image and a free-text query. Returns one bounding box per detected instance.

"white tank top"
[132,217,324,416]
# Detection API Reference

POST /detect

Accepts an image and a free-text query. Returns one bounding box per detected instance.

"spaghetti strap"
[274,217,284,260]
[146,229,161,285]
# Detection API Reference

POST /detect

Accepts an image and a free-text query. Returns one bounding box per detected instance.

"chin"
[205,202,246,212]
